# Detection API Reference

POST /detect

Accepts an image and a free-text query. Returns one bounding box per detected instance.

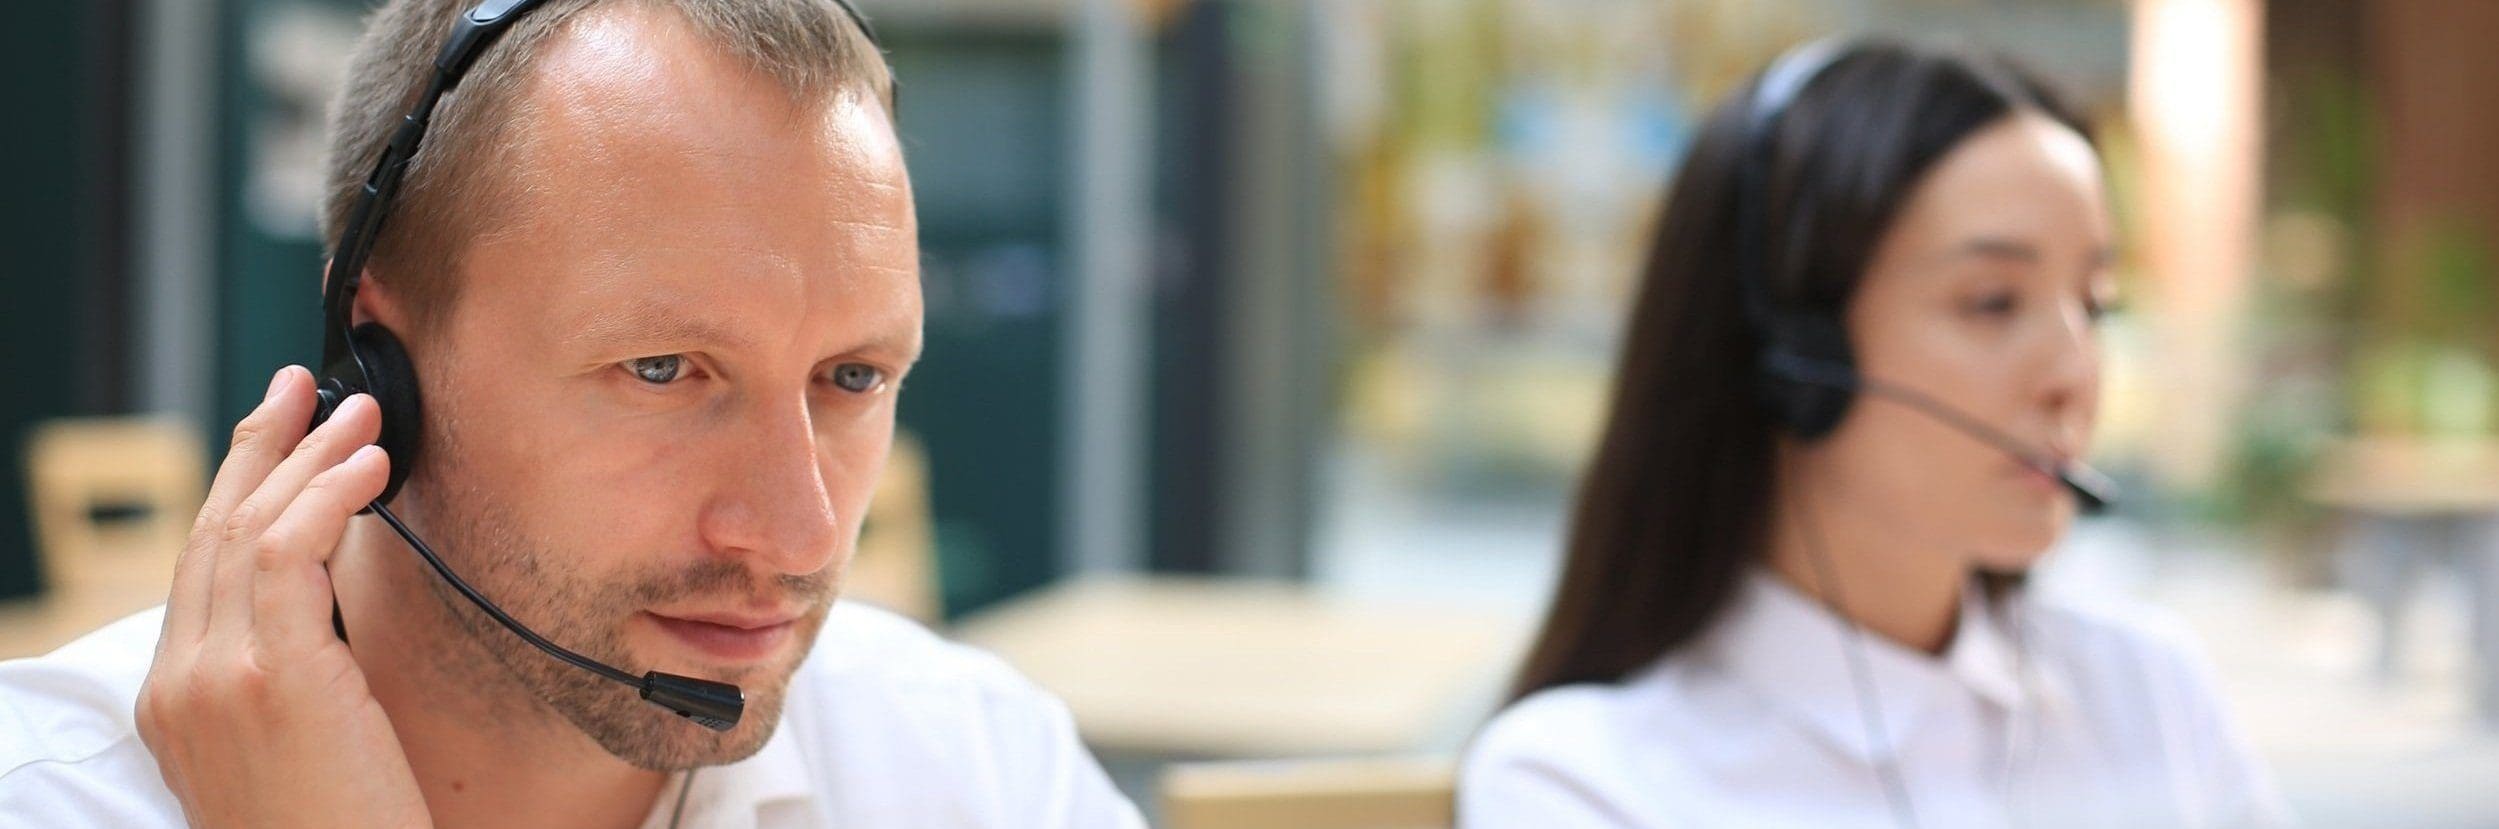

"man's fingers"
[205,392,382,642]
[253,444,390,654]
[164,366,315,649]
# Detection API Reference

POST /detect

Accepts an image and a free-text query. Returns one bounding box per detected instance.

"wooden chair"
[23,416,204,591]
[1161,756,1456,829]
[7,416,206,657]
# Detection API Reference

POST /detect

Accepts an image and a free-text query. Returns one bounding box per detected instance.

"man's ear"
[320,258,408,330]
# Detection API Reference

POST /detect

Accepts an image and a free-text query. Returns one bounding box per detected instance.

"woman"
[1458,40,2286,828]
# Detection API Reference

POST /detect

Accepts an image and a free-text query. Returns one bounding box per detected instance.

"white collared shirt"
[1459,572,2290,828]
[0,603,1145,829]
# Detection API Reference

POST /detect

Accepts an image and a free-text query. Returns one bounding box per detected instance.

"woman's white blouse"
[1460,572,2290,828]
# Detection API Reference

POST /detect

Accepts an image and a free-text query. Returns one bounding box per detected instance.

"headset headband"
[1733,37,1851,331]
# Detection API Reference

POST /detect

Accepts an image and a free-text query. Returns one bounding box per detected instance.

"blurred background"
[3,0,2495,826]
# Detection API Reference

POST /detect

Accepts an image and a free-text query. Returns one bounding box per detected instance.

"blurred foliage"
[2221,67,2375,529]
[2227,63,2499,534]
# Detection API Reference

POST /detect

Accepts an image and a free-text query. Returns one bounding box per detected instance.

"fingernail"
[351,444,384,465]
[264,367,291,403]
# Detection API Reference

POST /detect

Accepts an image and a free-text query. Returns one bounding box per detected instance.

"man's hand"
[136,365,431,828]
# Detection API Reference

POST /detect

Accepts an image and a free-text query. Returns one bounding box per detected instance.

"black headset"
[311,0,886,734]
[1735,38,1858,441]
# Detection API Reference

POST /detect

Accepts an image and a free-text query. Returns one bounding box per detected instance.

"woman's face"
[1812,111,2113,571]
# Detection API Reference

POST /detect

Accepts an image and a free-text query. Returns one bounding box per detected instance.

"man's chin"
[566,652,798,771]
[608,688,791,771]
[479,613,819,771]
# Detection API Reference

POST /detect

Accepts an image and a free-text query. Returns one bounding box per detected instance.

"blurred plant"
[2357,220,2499,437]
[2223,52,2499,591]
[2219,66,2375,530]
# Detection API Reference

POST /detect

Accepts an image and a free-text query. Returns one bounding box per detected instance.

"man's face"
[392,7,919,769]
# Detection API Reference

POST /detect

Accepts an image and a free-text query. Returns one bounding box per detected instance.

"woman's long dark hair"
[1509,40,2091,701]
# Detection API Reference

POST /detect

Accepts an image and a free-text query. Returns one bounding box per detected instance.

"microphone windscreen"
[642,672,744,732]
[2062,463,2117,515]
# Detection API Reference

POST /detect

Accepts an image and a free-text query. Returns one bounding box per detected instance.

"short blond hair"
[320,0,894,332]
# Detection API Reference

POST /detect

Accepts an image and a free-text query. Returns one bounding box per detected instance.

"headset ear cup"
[348,322,425,505]
[1760,312,1856,440]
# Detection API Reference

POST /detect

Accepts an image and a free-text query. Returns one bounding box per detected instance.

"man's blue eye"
[830,363,884,393]
[626,355,685,384]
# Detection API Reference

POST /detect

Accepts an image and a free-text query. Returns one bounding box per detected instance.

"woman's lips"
[643,612,798,662]
[2013,461,2078,500]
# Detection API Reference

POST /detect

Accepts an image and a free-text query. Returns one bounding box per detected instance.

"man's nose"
[698,397,843,577]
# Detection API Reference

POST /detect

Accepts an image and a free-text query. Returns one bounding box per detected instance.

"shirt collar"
[1687,569,2060,762]
[645,717,818,829]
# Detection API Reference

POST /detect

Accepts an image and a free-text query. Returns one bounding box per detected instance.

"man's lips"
[642,610,802,662]
[651,608,806,629]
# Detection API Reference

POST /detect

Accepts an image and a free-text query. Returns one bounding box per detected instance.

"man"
[0,1,1143,826]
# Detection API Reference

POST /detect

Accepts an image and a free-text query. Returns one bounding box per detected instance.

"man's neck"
[333,517,671,829]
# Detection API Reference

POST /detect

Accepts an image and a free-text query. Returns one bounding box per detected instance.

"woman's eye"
[828,363,885,393]
[1964,292,2019,318]
[625,354,686,385]
[2085,291,2120,321]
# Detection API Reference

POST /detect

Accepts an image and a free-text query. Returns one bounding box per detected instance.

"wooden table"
[952,576,1528,758]
[2308,436,2499,726]
[1161,755,1455,829]
[0,577,169,660]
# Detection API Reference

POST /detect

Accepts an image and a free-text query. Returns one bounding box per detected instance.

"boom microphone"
[1766,351,2116,514]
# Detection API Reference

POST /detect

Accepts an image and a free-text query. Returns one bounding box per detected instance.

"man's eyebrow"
[564,306,755,353]
[842,324,926,365]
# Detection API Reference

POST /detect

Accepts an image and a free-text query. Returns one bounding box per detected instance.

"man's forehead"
[437,3,917,350]
[460,14,894,232]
